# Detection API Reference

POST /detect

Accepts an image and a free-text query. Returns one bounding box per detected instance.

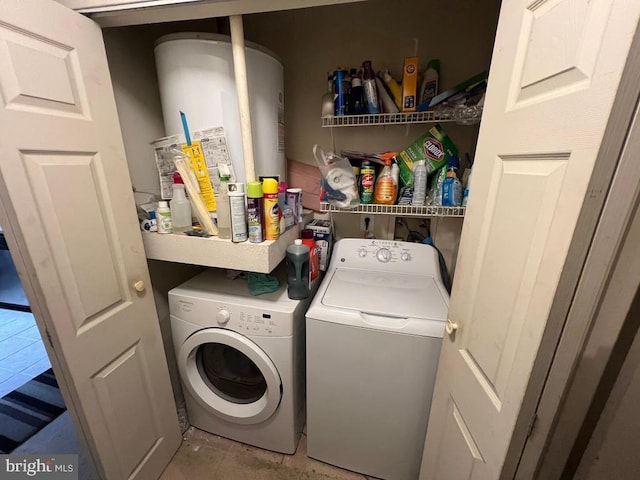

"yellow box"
[402,57,419,112]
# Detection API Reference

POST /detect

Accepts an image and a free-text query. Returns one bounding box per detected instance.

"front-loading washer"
[169,267,312,454]
[305,239,449,480]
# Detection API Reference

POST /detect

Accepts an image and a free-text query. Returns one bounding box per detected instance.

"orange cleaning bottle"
[373,158,397,205]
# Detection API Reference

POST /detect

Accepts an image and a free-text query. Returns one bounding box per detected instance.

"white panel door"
[420,1,640,479]
[0,1,181,479]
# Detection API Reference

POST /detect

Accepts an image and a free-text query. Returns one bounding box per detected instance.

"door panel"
[0,1,181,479]
[420,0,640,478]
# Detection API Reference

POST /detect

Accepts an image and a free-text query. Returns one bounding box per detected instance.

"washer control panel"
[334,239,439,276]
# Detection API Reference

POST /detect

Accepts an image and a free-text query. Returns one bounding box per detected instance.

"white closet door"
[0,1,181,479]
[420,0,640,479]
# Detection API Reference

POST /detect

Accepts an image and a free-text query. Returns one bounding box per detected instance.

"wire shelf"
[320,203,466,217]
[321,110,460,127]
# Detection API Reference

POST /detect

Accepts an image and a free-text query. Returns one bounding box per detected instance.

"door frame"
[507,21,640,480]
[0,187,100,478]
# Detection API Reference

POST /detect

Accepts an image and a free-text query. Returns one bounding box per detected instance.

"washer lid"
[321,269,449,321]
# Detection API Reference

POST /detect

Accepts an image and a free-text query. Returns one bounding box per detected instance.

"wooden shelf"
[141,212,311,272]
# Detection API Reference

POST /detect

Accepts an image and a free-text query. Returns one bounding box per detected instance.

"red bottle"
[300,229,319,281]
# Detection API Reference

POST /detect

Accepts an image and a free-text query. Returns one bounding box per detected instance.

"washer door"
[178,328,282,424]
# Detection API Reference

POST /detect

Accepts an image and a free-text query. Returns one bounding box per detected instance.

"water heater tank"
[154,33,286,185]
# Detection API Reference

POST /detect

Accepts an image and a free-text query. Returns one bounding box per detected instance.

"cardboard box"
[402,57,419,112]
[305,219,332,271]
[397,124,459,187]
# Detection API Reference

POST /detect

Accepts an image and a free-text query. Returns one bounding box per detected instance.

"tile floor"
[0,308,51,398]
[161,427,377,480]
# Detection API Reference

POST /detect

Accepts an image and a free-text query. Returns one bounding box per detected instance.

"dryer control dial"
[216,309,231,325]
[357,247,368,258]
[376,247,391,263]
[401,252,412,262]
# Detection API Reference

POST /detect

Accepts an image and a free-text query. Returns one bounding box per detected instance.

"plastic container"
[286,239,311,300]
[156,201,173,234]
[442,168,462,206]
[375,76,399,114]
[349,76,365,115]
[301,229,320,281]
[419,59,440,105]
[362,60,380,114]
[170,172,192,232]
[383,70,402,110]
[412,160,428,206]
[228,182,248,243]
[263,178,280,240]
[246,181,265,243]
[321,72,334,116]
[373,160,396,205]
[334,69,349,116]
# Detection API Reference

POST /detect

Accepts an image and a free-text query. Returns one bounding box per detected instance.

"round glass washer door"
[178,328,282,424]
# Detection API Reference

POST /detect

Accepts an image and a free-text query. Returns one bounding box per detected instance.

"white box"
[305,219,332,271]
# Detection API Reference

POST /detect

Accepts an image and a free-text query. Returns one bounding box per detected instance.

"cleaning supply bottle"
[412,160,428,206]
[419,59,440,105]
[156,201,173,234]
[382,70,403,110]
[442,162,462,207]
[300,229,319,281]
[349,75,365,115]
[462,170,472,207]
[362,60,380,114]
[263,178,280,240]
[247,181,265,243]
[228,182,248,243]
[373,159,396,205]
[170,172,192,233]
[375,76,399,113]
[286,239,310,300]
[359,160,376,205]
[321,71,334,116]
[216,167,232,239]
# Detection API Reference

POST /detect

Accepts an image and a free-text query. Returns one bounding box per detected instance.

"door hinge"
[526,413,538,439]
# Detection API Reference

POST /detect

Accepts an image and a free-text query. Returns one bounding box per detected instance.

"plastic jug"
[286,239,311,300]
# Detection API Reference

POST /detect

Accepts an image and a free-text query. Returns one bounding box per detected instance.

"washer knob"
[216,309,231,325]
[401,252,412,262]
[358,247,368,257]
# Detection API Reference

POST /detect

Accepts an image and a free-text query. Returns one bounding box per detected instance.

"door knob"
[445,319,458,336]
[133,280,146,292]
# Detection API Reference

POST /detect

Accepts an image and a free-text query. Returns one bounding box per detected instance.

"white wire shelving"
[320,107,482,127]
[320,202,466,218]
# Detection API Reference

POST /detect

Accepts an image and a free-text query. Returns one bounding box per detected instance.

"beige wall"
[244,0,500,166]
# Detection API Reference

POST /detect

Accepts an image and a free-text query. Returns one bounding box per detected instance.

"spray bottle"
[263,178,280,240]
[373,158,397,205]
[362,60,380,114]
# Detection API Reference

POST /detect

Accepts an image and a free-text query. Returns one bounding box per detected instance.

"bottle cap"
[173,171,184,184]
[278,181,288,194]
[294,239,303,246]
[159,201,169,208]
[262,178,279,194]
[301,229,313,239]
[228,182,244,194]
[382,70,393,83]
[247,181,263,198]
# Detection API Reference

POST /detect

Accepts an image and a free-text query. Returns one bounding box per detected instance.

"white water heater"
[154,33,286,185]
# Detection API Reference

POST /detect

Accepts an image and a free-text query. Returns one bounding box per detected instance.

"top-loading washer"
[169,267,313,454]
[305,238,449,480]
